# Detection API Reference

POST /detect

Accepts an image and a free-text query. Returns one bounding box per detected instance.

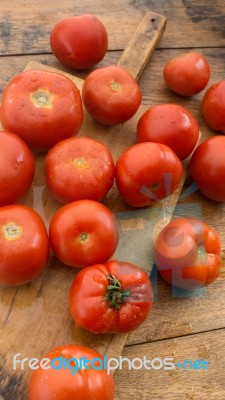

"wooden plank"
[115,328,225,400]
[0,0,225,55]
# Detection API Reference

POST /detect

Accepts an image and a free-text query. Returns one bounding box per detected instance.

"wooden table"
[1,1,225,399]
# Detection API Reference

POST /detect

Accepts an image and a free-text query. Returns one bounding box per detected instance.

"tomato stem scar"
[73,158,89,169]
[31,91,52,108]
[80,232,88,242]
[110,81,121,91]
[151,183,160,190]
[104,274,130,309]
[1,222,22,241]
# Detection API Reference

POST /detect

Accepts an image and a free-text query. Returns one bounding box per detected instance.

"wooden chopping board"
[0,11,189,399]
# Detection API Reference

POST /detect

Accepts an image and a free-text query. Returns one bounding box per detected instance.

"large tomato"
[163,52,210,96]
[190,135,225,202]
[0,131,35,206]
[28,344,115,400]
[45,137,115,203]
[115,142,183,208]
[50,14,108,70]
[0,69,83,151]
[0,205,50,286]
[201,79,225,133]
[137,104,199,160]
[82,66,142,125]
[154,217,221,290]
[69,260,154,333]
[49,200,119,268]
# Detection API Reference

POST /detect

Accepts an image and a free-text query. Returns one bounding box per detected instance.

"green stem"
[104,274,130,309]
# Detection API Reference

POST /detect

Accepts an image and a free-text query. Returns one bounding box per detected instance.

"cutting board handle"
[117,11,167,81]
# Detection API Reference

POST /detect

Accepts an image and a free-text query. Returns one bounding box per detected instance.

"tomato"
[154,217,221,290]
[137,104,199,160]
[45,137,115,203]
[0,131,35,206]
[69,260,153,333]
[190,135,225,201]
[50,15,108,70]
[82,66,142,125]
[0,69,83,151]
[201,79,225,133]
[0,205,50,286]
[28,344,115,400]
[115,142,183,208]
[49,200,119,268]
[163,52,210,96]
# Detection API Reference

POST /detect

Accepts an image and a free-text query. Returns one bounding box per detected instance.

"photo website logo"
[12,353,208,375]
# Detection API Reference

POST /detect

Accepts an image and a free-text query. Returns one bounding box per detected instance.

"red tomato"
[28,344,115,400]
[49,200,119,268]
[163,52,210,96]
[201,79,225,133]
[82,66,142,125]
[50,15,108,70]
[0,69,83,151]
[0,131,35,206]
[137,104,199,160]
[0,205,50,286]
[154,218,221,290]
[69,260,154,333]
[115,142,183,208]
[45,137,115,203]
[190,135,225,202]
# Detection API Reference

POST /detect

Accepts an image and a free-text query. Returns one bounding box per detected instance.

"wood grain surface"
[1,1,225,399]
[1,0,225,54]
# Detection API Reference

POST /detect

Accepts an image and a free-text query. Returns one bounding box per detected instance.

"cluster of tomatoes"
[0,13,224,400]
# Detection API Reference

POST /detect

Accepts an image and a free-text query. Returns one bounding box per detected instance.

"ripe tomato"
[190,135,225,201]
[45,137,115,203]
[82,66,142,125]
[28,344,115,400]
[163,52,210,96]
[49,200,119,268]
[154,217,221,290]
[0,131,35,206]
[0,205,50,286]
[201,79,225,133]
[137,104,199,160]
[115,142,183,208]
[50,15,108,70]
[69,260,154,333]
[0,69,83,151]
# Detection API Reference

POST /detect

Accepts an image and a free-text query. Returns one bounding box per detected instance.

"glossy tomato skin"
[163,52,210,96]
[190,136,225,202]
[82,66,142,125]
[0,131,35,206]
[49,200,119,268]
[115,142,183,208]
[0,205,50,286]
[201,80,225,133]
[137,104,199,160]
[28,344,115,400]
[50,15,108,70]
[69,260,154,333]
[45,137,115,203]
[0,70,83,151]
[154,218,221,290]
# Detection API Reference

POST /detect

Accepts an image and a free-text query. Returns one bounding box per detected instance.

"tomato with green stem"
[69,260,154,333]
[154,217,221,290]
